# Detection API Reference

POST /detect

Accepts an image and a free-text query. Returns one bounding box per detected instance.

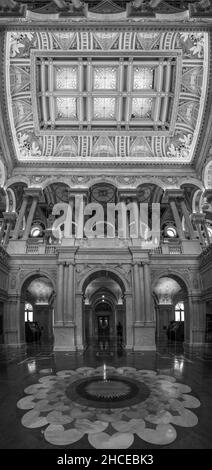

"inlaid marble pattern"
[17,367,200,449]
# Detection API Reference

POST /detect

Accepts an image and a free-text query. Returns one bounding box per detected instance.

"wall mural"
[5,29,208,163]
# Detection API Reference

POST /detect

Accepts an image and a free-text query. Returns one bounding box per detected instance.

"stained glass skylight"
[34,53,177,134]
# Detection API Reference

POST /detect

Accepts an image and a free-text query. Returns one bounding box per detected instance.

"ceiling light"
[165,226,177,238]
[30,225,42,238]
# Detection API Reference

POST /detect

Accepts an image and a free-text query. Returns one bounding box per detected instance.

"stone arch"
[86,177,119,189]
[5,176,30,189]
[19,270,55,345]
[19,269,56,295]
[41,177,72,191]
[79,267,128,294]
[179,178,204,190]
[152,270,190,343]
[136,178,167,191]
[152,269,190,294]
[81,268,128,348]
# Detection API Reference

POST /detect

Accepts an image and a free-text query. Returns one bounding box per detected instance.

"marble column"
[74,192,87,239]
[139,263,145,322]
[75,293,83,350]
[124,293,133,349]
[186,294,206,346]
[66,262,75,323]
[12,196,28,239]
[63,262,69,323]
[4,295,24,346]
[55,262,64,326]
[180,198,195,239]
[54,261,77,351]
[143,262,153,322]
[133,261,142,323]
[132,259,155,351]
[164,190,185,240]
[169,200,184,240]
[22,189,42,240]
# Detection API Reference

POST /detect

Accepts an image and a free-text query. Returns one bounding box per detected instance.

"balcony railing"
[168,243,183,254]
[150,241,183,255]
[25,241,57,255]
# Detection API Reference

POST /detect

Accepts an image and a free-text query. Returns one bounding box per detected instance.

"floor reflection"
[0,340,212,448]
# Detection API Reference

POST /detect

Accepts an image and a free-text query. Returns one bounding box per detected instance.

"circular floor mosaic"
[66,375,150,408]
[17,366,201,449]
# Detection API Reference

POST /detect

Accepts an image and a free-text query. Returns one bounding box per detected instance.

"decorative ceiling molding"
[5,28,209,165]
[5,173,204,191]
[1,1,212,21]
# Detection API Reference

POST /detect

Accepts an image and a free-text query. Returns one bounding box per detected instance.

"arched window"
[175,301,184,322]
[25,302,33,322]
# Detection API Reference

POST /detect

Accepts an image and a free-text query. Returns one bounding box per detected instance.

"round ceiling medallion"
[91,185,115,203]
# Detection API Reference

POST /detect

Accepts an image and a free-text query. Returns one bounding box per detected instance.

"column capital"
[24,187,42,199]
[57,261,65,267]
[142,260,150,266]
[162,189,185,203]
[132,261,140,267]
[66,261,75,267]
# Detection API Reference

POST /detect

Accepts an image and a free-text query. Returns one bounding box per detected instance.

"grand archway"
[153,273,189,344]
[20,274,55,345]
[82,269,126,350]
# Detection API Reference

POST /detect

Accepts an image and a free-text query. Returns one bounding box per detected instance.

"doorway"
[82,270,126,349]
[97,315,110,340]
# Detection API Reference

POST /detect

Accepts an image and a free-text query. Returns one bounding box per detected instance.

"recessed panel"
[93,97,116,119]
[131,97,153,119]
[56,97,77,119]
[133,67,154,90]
[55,67,78,89]
[93,67,117,90]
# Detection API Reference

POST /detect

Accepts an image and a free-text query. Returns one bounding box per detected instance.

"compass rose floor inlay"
[17,366,201,449]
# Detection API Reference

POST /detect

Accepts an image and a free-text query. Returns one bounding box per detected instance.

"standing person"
[117,321,123,344]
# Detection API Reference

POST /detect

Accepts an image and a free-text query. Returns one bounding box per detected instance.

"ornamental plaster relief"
[75,262,131,287]
[150,266,192,292]
[5,29,209,165]
[6,174,204,191]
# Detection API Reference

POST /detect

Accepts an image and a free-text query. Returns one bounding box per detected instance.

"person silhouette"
[117,322,123,344]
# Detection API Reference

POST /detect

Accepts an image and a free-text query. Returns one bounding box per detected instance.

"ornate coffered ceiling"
[1,1,212,20]
[4,28,209,165]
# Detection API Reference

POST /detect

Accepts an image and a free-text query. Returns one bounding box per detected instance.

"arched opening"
[82,269,126,350]
[153,274,188,344]
[20,274,55,345]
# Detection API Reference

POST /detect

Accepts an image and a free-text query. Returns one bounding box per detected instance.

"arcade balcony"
[5,236,203,257]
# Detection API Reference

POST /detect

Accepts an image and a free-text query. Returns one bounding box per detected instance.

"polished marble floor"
[0,340,212,449]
